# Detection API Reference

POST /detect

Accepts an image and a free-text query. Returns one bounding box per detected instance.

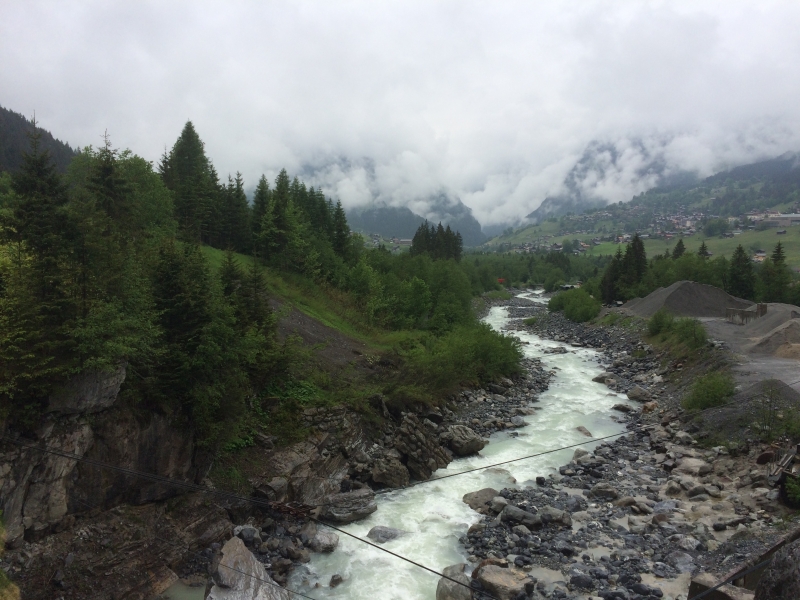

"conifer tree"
[698,241,710,259]
[251,175,270,247]
[672,238,685,259]
[159,121,217,243]
[728,245,755,300]
[332,200,350,258]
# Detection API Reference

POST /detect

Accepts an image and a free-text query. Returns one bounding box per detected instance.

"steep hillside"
[0,105,76,172]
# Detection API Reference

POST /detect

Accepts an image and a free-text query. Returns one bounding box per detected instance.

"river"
[287,296,632,599]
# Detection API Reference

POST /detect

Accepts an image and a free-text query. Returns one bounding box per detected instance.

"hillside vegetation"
[0,123,521,453]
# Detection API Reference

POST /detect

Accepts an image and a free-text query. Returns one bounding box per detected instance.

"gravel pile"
[622,281,752,319]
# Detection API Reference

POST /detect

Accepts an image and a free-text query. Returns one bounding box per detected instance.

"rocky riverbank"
[442,300,797,600]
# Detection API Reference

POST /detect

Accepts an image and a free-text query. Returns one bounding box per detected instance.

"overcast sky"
[3,1,800,226]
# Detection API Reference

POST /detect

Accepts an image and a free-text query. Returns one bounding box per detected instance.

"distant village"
[498,200,800,263]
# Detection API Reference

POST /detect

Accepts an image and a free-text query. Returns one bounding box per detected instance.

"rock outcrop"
[393,413,450,480]
[206,536,290,600]
[317,488,377,523]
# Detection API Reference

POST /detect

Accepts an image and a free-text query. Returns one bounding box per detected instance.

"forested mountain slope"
[0,104,76,172]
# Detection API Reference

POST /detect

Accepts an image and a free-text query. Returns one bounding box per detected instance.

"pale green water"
[156,581,205,600]
[286,302,632,599]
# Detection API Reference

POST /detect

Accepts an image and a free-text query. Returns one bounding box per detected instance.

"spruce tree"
[672,238,686,259]
[698,241,710,259]
[252,175,270,248]
[159,121,217,243]
[332,199,350,257]
[728,245,755,300]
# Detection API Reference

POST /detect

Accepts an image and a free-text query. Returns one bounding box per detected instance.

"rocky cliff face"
[0,366,206,548]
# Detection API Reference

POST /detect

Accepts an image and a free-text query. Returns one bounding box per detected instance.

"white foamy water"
[288,304,631,600]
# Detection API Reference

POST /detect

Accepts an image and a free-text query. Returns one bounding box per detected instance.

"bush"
[648,309,674,336]
[785,476,800,506]
[673,318,708,349]
[484,290,512,301]
[548,288,601,323]
[682,372,735,410]
[405,323,523,395]
[523,317,537,326]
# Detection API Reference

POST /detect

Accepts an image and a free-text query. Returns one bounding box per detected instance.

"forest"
[0,122,526,450]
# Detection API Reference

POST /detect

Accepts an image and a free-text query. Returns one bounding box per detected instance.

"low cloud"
[3,1,800,226]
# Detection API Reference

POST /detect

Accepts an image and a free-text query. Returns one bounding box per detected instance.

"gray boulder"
[444,425,487,456]
[474,564,532,600]
[309,530,339,553]
[367,526,407,544]
[755,538,800,600]
[462,488,499,511]
[207,536,290,599]
[499,505,542,529]
[589,482,619,500]
[627,385,651,402]
[318,488,377,523]
[436,563,472,600]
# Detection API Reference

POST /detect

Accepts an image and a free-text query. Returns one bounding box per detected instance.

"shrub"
[405,323,523,395]
[484,290,512,301]
[648,309,674,336]
[673,318,708,349]
[682,372,735,410]
[523,317,537,326]
[785,476,800,506]
[548,288,601,323]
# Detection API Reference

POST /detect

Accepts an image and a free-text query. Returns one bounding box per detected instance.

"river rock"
[576,426,592,437]
[443,425,487,456]
[499,505,542,528]
[436,563,472,600]
[589,482,619,500]
[318,488,377,523]
[474,564,532,600]
[674,457,712,477]
[755,538,800,600]
[539,505,572,527]
[367,526,407,544]
[612,403,635,413]
[627,385,651,402]
[308,530,339,553]
[665,550,695,573]
[463,488,499,511]
[592,372,612,383]
[207,536,290,600]
[371,457,410,488]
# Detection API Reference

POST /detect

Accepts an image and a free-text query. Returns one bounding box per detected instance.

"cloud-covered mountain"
[347,194,486,247]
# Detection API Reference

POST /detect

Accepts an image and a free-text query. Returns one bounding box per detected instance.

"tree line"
[599,234,798,305]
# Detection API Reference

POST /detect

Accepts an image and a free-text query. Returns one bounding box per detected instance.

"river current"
[288,294,632,599]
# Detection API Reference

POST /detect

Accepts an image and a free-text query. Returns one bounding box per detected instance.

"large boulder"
[308,530,339,553]
[755,538,800,600]
[367,526,407,544]
[589,482,619,500]
[436,563,472,600]
[627,385,651,402]
[443,425,487,457]
[499,505,542,529]
[462,488,499,512]
[206,536,290,600]
[318,488,377,523]
[474,564,532,600]
[674,457,712,477]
